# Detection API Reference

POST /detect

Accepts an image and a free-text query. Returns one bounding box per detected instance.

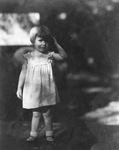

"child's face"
[34,36,48,53]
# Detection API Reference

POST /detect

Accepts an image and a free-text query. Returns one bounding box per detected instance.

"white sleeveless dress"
[22,52,60,109]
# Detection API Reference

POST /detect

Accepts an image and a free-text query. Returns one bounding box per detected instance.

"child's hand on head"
[16,88,23,100]
[53,37,58,45]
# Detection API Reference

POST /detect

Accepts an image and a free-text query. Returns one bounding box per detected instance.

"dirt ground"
[0,73,118,150]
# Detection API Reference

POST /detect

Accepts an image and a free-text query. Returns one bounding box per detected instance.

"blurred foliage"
[0,0,119,73]
[0,0,119,122]
[0,13,32,34]
[0,13,40,45]
[0,0,118,13]
[1,0,119,121]
[38,0,119,74]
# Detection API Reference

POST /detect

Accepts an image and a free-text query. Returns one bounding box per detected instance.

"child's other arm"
[53,37,68,60]
[16,61,27,99]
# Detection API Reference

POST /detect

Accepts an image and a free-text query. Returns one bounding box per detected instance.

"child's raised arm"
[53,37,68,60]
[16,61,27,99]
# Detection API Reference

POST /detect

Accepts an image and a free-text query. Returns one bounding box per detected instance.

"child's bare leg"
[43,108,54,141]
[27,111,41,141]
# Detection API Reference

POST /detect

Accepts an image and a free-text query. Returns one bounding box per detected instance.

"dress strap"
[23,52,32,60]
[48,52,54,59]
[48,52,55,63]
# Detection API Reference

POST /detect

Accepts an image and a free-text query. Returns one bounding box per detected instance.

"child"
[16,25,68,142]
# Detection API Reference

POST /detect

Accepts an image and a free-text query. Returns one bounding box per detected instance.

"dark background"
[0,0,119,150]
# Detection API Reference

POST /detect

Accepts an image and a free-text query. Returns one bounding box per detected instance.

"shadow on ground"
[0,72,118,150]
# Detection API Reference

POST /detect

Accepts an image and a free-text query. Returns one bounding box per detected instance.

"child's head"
[30,25,51,44]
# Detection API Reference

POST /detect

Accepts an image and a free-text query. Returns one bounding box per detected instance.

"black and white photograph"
[0,0,119,150]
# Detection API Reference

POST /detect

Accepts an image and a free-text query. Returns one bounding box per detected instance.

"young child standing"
[16,25,68,142]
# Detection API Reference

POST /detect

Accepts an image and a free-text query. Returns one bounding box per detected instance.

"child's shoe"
[26,136,37,142]
[26,131,38,142]
[46,136,54,142]
[46,131,54,142]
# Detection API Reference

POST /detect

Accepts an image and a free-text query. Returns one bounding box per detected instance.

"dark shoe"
[26,136,37,142]
[46,136,54,142]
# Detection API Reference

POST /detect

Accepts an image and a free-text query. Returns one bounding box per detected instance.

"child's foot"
[46,136,54,142]
[26,136,37,142]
